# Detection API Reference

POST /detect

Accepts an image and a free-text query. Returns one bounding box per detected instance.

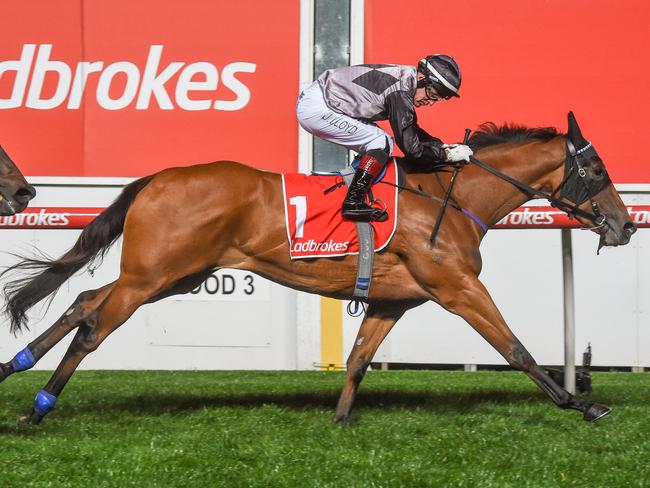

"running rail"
[0,206,648,229]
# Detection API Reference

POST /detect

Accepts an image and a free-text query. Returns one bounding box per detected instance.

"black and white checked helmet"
[417,54,462,99]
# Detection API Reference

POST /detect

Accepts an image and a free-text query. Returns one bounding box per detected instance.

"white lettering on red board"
[0,44,256,111]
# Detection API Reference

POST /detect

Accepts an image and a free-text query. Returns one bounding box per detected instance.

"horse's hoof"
[334,414,352,426]
[584,403,611,422]
[0,363,10,384]
[18,413,43,425]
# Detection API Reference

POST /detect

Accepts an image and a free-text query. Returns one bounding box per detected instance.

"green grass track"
[0,370,648,487]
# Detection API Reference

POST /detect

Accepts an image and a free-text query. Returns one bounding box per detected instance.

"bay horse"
[0,145,35,216]
[0,112,636,425]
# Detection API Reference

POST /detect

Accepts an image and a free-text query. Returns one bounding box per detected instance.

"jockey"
[296,54,473,222]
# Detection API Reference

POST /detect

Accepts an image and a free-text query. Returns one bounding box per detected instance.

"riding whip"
[430,128,471,245]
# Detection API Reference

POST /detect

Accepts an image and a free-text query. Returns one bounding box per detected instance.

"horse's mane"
[468,122,563,151]
[398,122,564,173]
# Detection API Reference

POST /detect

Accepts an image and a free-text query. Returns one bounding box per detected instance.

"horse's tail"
[2,175,154,334]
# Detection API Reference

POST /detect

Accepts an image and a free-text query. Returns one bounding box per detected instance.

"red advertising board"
[365,0,650,184]
[0,0,299,177]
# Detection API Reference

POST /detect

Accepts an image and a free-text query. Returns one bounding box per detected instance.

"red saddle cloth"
[282,159,399,259]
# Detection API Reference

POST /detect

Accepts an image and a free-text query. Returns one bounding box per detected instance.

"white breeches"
[296,81,394,155]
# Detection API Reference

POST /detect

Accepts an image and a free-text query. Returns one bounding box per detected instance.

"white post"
[350,0,365,65]
[348,0,365,165]
[295,0,321,370]
[561,229,576,394]
[298,0,315,174]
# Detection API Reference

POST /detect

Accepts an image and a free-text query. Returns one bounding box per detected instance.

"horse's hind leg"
[334,303,407,424]
[20,274,164,424]
[1,269,211,385]
[0,284,114,383]
[435,271,608,422]
[20,269,212,424]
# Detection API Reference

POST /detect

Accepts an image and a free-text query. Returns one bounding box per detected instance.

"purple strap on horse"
[11,347,36,371]
[34,390,57,416]
[461,208,489,233]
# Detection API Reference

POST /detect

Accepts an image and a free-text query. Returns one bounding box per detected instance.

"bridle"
[553,139,611,230]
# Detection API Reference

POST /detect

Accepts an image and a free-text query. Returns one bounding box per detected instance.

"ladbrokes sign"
[0,1,299,177]
[1,44,256,111]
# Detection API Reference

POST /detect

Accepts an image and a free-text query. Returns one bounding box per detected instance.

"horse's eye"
[593,166,604,177]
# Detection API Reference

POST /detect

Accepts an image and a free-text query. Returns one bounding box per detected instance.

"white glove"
[442,143,473,163]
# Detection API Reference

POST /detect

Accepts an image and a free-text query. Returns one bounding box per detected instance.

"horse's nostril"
[623,222,637,236]
[15,185,36,202]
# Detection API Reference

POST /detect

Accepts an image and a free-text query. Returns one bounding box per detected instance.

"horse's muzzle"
[599,220,636,249]
[0,183,36,216]
[621,221,637,245]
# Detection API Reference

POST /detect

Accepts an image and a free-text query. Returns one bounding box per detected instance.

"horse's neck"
[454,137,566,227]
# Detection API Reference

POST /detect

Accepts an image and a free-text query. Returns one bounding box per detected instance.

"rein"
[387,135,608,245]
[467,141,607,227]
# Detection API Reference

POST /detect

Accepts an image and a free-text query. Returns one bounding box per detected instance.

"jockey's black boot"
[342,154,388,222]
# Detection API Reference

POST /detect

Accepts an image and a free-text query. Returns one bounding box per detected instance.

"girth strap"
[341,167,374,302]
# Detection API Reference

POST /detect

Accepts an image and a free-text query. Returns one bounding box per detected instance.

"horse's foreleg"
[20,275,158,425]
[334,304,405,424]
[436,274,609,422]
[0,284,114,384]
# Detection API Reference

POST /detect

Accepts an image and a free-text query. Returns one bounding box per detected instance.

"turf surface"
[0,370,648,487]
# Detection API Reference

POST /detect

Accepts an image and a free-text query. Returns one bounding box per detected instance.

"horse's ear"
[567,111,587,146]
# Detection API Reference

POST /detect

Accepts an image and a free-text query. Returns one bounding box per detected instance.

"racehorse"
[0,145,35,216]
[0,112,636,424]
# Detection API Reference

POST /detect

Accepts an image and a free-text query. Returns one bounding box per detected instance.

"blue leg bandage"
[34,390,57,416]
[11,347,36,372]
